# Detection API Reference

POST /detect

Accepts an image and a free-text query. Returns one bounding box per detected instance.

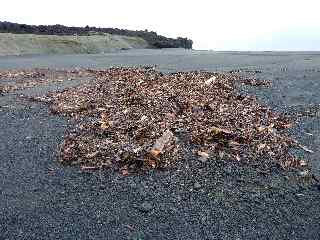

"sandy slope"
[0,33,150,56]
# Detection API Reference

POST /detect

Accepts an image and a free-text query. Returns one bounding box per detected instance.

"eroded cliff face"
[0,21,193,49]
[0,33,150,56]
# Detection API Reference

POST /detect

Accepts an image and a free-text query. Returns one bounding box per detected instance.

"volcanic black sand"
[1,49,320,239]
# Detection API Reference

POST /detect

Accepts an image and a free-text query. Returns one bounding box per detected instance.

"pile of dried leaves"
[31,67,307,174]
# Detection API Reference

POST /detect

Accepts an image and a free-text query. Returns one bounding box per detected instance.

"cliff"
[0,33,150,56]
[0,21,193,50]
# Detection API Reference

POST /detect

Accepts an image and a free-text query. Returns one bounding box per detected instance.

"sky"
[1,0,319,51]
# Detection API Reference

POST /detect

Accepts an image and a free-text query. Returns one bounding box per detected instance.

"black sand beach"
[1,49,319,239]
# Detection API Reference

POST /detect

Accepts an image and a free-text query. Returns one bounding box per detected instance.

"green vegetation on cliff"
[0,21,193,49]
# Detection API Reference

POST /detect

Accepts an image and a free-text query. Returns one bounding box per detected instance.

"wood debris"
[17,66,310,173]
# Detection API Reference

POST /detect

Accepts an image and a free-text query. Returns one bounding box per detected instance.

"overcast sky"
[1,0,319,50]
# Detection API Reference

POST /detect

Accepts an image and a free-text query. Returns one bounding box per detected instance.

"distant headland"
[0,21,193,49]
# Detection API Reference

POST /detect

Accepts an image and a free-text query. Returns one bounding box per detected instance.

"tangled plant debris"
[25,66,310,174]
[0,68,95,93]
[2,67,310,174]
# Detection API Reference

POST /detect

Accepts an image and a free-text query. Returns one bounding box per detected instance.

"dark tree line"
[0,21,193,49]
